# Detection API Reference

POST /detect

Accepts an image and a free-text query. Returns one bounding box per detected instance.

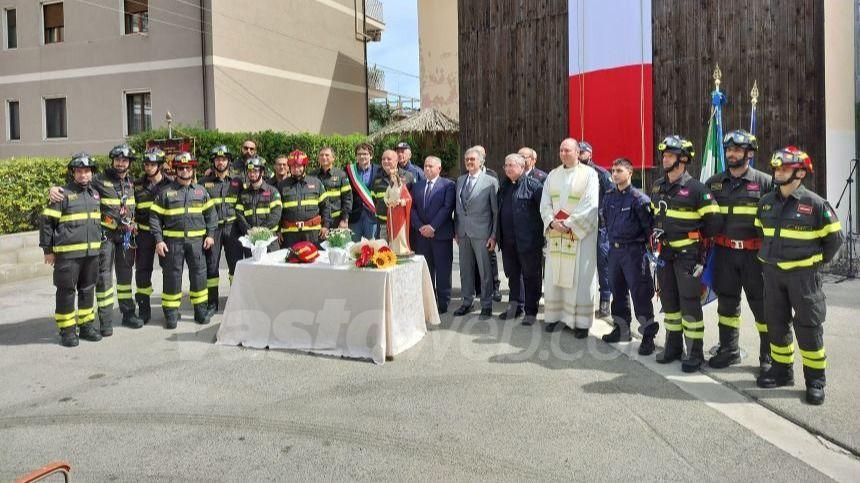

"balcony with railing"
[364,0,384,41]
[368,64,386,99]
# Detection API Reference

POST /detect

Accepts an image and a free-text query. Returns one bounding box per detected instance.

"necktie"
[424,180,433,205]
[461,176,475,202]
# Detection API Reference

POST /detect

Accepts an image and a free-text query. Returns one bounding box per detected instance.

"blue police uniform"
[603,184,657,341]
[586,161,613,307]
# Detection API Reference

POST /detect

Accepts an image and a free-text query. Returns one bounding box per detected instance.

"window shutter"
[43,3,63,29]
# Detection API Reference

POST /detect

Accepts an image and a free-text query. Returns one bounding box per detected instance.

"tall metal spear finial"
[713,64,722,91]
[751,80,759,107]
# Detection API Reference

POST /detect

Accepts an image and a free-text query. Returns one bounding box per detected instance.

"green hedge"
[0,128,460,234]
[0,156,112,234]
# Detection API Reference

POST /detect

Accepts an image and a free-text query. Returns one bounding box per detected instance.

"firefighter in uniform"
[200,145,244,316]
[41,153,104,346]
[312,147,352,230]
[150,153,218,328]
[651,135,722,372]
[97,145,142,334]
[579,141,614,318]
[601,157,657,355]
[49,145,143,334]
[279,150,331,246]
[236,156,282,253]
[133,148,172,324]
[704,130,774,372]
[755,147,843,405]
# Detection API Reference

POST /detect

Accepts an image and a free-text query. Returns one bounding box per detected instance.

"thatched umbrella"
[367,107,459,143]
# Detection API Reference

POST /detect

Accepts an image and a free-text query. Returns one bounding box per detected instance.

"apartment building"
[0,0,384,157]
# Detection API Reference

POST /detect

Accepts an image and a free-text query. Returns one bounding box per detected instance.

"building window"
[44,97,67,139]
[124,0,148,34]
[3,8,16,50]
[6,101,20,141]
[43,2,63,44]
[126,91,151,135]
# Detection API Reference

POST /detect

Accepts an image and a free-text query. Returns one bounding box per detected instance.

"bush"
[0,156,111,235]
[0,128,460,234]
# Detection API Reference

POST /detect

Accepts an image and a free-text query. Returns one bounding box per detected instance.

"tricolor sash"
[346,163,376,214]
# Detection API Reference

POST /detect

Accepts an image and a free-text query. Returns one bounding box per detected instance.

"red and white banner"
[569,0,653,168]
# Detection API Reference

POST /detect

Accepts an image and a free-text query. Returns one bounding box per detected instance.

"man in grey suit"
[454,147,499,318]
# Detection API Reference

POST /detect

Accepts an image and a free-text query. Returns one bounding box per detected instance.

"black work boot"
[656,330,684,364]
[164,310,179,330]
[681,337,704,373]
[758,334,772,375]
[194,305,211,325]
[136,294,151,325]
[59,326,79,347]
[206,301,218,319]
[79,322,103,342]
[756,364,794,388]
[639,333,656,356]
[602,318,631,343]
[806,385,825,405]
[122,311,144,329]
[708,325,742,369]
[99,317,113,337]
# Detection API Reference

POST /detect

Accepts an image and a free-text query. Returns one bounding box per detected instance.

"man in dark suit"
[497,153,545,326]
[411,156,456,313]
[454,147,499,318]
[346,143,382,242]
[519,147,548,183]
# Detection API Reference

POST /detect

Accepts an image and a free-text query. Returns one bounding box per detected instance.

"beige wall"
[207,0,370,135]
[0,0,206,158]
[0,67,205,158]
[0,0,377,157]
[417,0,458,121]
[824,0,857,222]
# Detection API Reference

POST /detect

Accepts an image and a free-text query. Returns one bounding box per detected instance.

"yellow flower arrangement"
[369,246,398,269]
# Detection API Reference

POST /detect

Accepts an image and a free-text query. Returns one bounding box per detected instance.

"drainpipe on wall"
[363,0,370,135]
[200,0,210,129]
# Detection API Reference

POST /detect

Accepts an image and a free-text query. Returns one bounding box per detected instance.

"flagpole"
[750,80,759,168]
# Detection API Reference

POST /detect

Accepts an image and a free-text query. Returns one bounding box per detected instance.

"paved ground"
[1,255,859,481]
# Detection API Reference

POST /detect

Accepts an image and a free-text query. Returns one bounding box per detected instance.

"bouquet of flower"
[326,228,353,249]
[238,226,278,262]
[351,238,398,269]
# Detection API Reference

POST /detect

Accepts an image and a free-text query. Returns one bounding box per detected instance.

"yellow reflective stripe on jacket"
[721,206,757,215]
[776,253,823,270]
[663,208,701,220]
[43,208,62,218]
[243,208,271,216]
[138,224,150,231]
[697,204,720,216]
[101,198,135,206]
[59,211,101,222]
[53,241,101,253]
[163,229,207,238]
[137,201,153,209]
[282,200,298,208]
[268,199,282,209]
[280,224,322,233]
[331,210,342,218]
[300,199,319,206]
[668,238,698,248]
[760,222,842,240]
[340,185,351,193]
[156,206,207,216]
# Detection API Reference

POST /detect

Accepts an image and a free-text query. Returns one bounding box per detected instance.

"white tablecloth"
[215,249,441,364]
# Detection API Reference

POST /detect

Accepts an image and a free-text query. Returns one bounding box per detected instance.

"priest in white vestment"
[539,138,600,337]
